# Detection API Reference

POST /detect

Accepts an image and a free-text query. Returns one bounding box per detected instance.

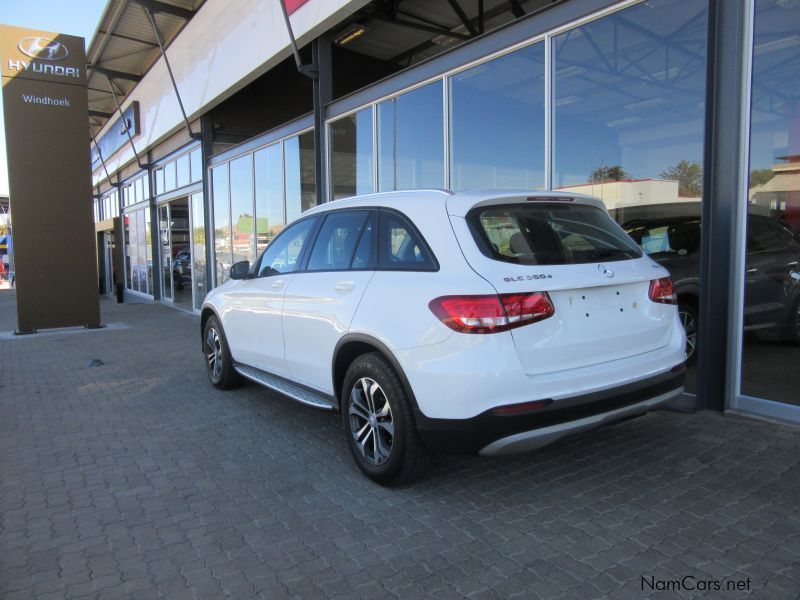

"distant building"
[556,179,700,212]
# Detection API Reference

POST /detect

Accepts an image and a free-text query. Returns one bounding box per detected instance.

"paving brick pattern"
[1,290,799,599]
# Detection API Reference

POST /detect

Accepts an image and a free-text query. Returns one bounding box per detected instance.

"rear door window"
[378,210,436,270]
[469,203,642,265]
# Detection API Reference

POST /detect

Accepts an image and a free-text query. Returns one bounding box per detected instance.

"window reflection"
[330,108,373,199]
[255,143,284,251]
[285,131,317,222]
[192,193,207,310]
[123,206,152,296]
[212,164,231,285]
[176,154,190,189]
[740,0,800,406]
[450,44,545,190]
[553,0,709,390]
[229,155,255,265]
[378,81,444,191]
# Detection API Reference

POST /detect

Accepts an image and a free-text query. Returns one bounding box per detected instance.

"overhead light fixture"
[335,23,368,46]
[431,33,459,47]
[555,66,585,79]
[606,116,641,127]
[754,35,800,55]
[624,97,664,111]
[555,95,580,107]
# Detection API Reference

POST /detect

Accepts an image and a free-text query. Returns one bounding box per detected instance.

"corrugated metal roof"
[87,0,205,137]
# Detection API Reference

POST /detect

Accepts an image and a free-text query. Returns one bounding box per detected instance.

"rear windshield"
[468,203,642,265]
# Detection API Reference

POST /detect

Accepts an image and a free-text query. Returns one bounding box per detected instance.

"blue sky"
[0,0,106,195]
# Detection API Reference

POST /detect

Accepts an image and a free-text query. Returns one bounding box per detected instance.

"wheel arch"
[200,306,221,351]
[332,334,419,412]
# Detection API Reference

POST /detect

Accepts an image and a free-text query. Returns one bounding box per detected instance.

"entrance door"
[159,204,173,301]
[159,197,194,310]
[169,198,193,310]
[104,231,116,295]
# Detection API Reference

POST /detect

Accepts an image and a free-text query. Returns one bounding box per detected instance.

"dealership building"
[84,0,799,422]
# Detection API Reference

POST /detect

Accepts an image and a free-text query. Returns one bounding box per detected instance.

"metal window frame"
[727,0,800,424]
[208,126,312,289]
[323,0,648,202]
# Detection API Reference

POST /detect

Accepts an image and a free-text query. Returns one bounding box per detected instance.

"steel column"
[696,0,749,411]
[313,35,332,204]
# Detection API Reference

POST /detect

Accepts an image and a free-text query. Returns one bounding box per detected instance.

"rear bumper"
[414,368,684,455]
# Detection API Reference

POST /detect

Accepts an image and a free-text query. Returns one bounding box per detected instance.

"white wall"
[557,179,687,211]
[92,0,369,185]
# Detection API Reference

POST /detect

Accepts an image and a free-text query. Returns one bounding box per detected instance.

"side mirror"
[229,260,251,280]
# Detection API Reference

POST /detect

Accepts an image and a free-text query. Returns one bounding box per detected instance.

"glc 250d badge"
[18,37,69,61]
[598,264,615,278]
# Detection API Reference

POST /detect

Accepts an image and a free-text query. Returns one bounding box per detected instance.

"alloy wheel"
[349,377,394,465]
[206,327,223,381]
[680,308,697,361]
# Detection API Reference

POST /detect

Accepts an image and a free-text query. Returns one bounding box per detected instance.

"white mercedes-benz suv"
[201,190,686,485]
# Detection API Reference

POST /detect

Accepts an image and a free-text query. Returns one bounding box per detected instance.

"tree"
[748,168,774,189]
[588,165,630,184]
[660,160,703,197]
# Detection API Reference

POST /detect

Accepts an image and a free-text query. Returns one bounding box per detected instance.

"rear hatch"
[448,196,675,375]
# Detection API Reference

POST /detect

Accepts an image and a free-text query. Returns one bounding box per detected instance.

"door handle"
[746,268,758,274]
[787,261,798,267]
[335,280,355,292]
[271,279,285,290]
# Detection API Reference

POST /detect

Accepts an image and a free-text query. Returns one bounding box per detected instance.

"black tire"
[678,301,698,364]
[203,316,242,389]
[342,352,431,486]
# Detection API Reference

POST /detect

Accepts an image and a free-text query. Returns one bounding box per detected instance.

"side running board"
[234,364,337,411]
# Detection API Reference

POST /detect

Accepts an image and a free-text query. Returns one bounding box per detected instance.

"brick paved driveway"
[1,291,799,599]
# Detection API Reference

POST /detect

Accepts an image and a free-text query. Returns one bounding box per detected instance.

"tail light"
[429,292,554,334]
[649,277,677,304]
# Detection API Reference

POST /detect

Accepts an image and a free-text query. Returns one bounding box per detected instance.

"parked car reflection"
[613,203,800,361]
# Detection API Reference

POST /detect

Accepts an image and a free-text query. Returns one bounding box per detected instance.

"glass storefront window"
[285,131,317,222]
[123,215,130,289]
[136,209,147,294]
[155,168,165,195]
[450,44,545,190]
[378,81,444,191]
[229,154,255,265]
[141,173,150,201]
[330,108,373,199]
[145,209,153,294]
[255,143,284,251]
[164,161,177,193]
[190,148,202,183]
[212,164,231,285]
[176,153,190,189]
[739,0,800,406]
[192,193,206,310]
[553,0,709,391]
[128,213,138,291]
[123,207,152,295]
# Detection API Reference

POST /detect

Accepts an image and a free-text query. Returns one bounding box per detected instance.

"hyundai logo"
[18,37,69,61]
[598,264,615,278]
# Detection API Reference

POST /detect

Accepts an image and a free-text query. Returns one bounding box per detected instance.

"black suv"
[613,203,800,361]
